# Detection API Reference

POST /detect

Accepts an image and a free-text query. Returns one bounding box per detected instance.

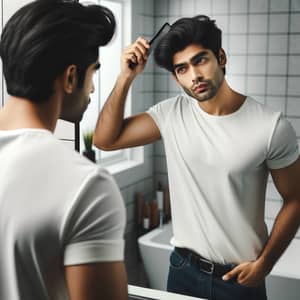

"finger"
[222,266,241,281]
[129,37,150,59]
[237,279,249,287]
[126,45,145,63]
[124,37,149,55]
[123,53,137,64]
[135,41,149,59]
[237,276,254,287]
[237,272,247,284]
[127,43,147,61]
[125,38,149,58]
[135,36,150,49]
[236,267,258,287]
[124,43,147,56]
[123,51,141,67]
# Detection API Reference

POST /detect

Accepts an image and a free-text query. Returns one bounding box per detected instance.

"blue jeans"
[167,249,267,300]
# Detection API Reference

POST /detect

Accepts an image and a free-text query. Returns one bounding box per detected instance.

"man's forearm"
[258,199,300,272]
[93,74,134,148]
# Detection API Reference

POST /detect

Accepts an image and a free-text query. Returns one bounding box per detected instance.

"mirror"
[77,1,300,299]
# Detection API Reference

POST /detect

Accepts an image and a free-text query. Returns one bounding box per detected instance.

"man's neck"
[197,79,246,116]
[0,96,61,132]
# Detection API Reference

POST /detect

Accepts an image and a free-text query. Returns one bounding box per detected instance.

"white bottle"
[143,202,150,230]
[156,182,164,210]
[156,182,164,227]
[143,217,150,230]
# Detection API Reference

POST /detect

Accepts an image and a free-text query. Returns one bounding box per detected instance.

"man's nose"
[191,67,202,84]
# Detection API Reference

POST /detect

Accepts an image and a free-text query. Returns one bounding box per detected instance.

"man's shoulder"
[245,96,281,119]
[52,139,101,176]
[22,130,101,180]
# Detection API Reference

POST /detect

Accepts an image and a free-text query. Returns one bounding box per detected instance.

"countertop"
[128,285,205,300]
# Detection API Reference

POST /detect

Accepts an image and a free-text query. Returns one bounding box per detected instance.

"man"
[0,1,128,299]
[93,15,300,300]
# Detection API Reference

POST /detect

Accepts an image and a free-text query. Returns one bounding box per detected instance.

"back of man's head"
[154,15,222,73]
[0,0,115,103]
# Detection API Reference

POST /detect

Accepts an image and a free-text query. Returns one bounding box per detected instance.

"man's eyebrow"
[173,50,209,71]
[190,51,209,64]
[173,62,187,71]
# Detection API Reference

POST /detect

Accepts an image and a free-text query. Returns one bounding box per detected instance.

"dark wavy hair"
[154,15,224,74]
[0,0,115,102]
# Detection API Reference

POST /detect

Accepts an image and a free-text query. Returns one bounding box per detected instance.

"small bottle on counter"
[156,182,164,227]
[156,182,164,211]
[143,201,151,232]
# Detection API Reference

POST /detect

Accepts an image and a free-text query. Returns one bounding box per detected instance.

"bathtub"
[138,222,300,300]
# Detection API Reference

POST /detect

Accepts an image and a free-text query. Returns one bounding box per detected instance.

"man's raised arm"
[93,37,160,150]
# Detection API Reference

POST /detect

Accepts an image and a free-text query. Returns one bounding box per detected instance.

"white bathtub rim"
[138,222,174,250]
[270,270,300,281]
[138,230,174,251]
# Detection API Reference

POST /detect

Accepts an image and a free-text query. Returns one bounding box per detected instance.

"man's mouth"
[192,83,208,93]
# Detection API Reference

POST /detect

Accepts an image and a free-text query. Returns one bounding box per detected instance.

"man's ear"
[218,48,227,67]
[63,65,78,94]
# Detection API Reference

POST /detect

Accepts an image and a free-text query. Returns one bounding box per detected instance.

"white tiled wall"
[151,0,300,240]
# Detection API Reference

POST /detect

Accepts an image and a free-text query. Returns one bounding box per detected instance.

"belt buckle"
[199,257,214,274]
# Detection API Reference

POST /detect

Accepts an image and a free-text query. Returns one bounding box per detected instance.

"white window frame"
[80,0,144,174]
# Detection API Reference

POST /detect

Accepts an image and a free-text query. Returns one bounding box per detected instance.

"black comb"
[129,22,171,69]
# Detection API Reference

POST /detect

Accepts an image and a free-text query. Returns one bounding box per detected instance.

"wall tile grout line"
[265,0,271,106]
[284,0,292,116]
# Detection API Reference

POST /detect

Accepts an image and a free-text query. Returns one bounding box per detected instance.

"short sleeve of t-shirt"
[146,98,174,133]
[63,169,126,265]
[267,116,299,169]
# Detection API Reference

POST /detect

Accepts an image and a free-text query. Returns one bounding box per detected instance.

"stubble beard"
[183,70,224,103]
[183,81,219,102]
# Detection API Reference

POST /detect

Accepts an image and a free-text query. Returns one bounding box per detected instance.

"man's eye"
[176,67,186,74]
[195,57,206,64]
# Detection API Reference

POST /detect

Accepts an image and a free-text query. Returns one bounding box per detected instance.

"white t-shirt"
[0,129,126,300]
[147,95,299,264]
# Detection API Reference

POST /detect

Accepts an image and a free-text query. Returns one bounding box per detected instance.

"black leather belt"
[175,247,234,277]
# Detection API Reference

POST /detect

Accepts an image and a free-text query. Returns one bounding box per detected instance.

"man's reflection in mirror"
[94,15,300,300]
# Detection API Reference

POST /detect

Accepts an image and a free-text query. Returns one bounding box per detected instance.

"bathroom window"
[80,0,137,171]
